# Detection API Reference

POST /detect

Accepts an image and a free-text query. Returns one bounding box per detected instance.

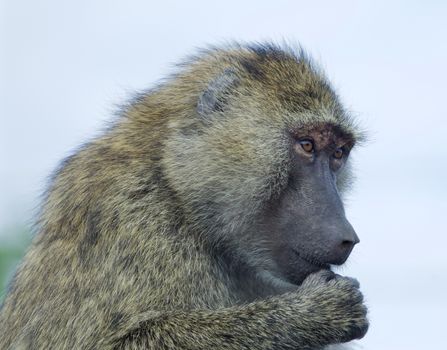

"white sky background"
[1,1,446,349]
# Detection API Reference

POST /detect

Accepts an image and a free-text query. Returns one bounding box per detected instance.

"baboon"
[0,42,368,349]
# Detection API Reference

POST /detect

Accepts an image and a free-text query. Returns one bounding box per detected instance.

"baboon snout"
[326,218,359,265]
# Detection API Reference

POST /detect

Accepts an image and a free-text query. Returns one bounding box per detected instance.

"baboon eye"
[333,148,344,159]
[299,140,314,153]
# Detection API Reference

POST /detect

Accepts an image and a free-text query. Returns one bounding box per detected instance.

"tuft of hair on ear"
[197,68,239,121]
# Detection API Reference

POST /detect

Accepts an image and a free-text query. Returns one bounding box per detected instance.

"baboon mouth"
[292,250,330,269]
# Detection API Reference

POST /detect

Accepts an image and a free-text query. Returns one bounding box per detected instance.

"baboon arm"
[113,296,327,350]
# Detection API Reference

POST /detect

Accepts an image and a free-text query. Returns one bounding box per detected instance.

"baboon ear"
[197,68,239,119]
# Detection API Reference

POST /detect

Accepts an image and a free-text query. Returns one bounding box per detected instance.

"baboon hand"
[299,270,369,343]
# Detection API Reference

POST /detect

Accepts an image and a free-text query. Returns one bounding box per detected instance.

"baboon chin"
[0,42,368,350]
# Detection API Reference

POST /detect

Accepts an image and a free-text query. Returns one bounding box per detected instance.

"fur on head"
[132,43,364,237]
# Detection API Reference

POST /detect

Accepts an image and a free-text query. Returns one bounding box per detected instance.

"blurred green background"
[0,227,31,302]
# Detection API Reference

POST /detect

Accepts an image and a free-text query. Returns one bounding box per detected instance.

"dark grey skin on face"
[199,68,361,293]
[258,126,359,286]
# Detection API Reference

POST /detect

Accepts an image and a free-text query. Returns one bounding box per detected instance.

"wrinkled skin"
[252,126,359,286]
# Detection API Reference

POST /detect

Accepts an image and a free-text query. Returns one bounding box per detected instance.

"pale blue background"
[1,1,446,349]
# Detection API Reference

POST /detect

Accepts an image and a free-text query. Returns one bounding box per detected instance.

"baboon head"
[162,44,363,287]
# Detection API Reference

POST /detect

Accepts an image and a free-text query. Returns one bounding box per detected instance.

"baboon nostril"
[341,240,355,249]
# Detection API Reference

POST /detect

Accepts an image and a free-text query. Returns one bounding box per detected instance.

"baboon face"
[256,124,359,285]
[164,48,362,286]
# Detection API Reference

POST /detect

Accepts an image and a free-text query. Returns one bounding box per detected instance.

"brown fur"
[0,42,367,349]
